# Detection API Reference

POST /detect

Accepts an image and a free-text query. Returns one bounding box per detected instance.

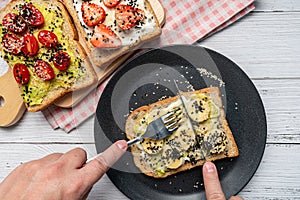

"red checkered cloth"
[43,0,255,132]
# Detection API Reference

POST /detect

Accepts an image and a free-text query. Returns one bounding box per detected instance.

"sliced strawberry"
[91,24,121,48]
[115,4,145,30]
[103,0,120,8]
[81,2,106,27]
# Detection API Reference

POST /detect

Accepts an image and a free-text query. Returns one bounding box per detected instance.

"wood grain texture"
[1,79,299,144]
[0,144,299,199]
[255,0,300,11]
[201,12,300,79]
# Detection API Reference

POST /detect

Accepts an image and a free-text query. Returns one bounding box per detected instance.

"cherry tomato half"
[13,63,30,85]
[34,60,55,81]
[53,52,71,71]
[1,33,23,55]
[22,33,39,56]
[38,30,58,48]
[20,3,44,27]
[2,13,27,33]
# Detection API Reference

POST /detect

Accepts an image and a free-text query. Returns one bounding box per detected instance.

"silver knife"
[173,80,209,159]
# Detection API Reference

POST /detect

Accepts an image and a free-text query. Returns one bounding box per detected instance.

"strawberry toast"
[62,0,162,67]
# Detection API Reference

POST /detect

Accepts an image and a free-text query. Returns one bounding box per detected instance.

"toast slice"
[62,0,162,67]
[0,0,97,112]
[125,87,239,178]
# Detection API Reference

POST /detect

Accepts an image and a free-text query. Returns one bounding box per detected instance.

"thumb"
[202,162,226,200]
[81,140,128,185]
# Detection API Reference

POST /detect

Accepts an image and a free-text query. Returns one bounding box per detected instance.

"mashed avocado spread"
[0,1,86,106]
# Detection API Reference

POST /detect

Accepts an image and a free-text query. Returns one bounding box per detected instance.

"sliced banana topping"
[187,148,204,163]
[167,157,184,169]
[140,151,163,173]
[187,96,211,122]
[141,138,164,155]
[160,145,182,169]
[194,119,213,136]
[147,107,162,124]
[132,113,148,136]
[203,129,228,154]
[209,101,220,118]
[165,121,196,152]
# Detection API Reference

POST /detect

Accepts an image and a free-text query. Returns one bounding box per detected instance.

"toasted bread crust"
[0,0,97,112]
[61,0,162,67]
[126,87,239,178]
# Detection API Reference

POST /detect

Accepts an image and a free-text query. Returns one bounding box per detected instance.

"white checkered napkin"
[42,0,255,132]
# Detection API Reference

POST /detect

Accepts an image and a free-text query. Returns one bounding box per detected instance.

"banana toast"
[125,87,239,178]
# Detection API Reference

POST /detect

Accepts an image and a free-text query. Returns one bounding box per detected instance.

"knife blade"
[173,80,209,159]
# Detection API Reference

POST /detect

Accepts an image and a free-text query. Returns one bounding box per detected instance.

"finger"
[59,148,87,169]
[81,140,127,186]
[39,153,63,163]
[229,196,244,200]
[203,162,226,200]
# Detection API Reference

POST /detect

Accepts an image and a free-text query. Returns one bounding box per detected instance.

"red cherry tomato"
[53,52,71,71]
[22,33,39,56]
[20,3,44,26]
[1,33,23,55]
[33,60,55,81]
[2,13,27,33]
[38,30,58,48]
[13,63,30,85]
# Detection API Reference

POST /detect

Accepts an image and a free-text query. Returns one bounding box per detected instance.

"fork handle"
[127,136,142,147]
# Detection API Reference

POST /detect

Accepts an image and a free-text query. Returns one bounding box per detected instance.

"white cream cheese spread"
[73,0,157,46]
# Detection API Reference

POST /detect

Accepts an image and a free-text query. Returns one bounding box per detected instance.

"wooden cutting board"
[0,0,165,127]
[0,67,26,127]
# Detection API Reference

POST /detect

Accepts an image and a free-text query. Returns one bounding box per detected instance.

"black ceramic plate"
[94,45,267,199]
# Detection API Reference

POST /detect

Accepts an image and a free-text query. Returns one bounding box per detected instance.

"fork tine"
[161,112,174,121]
[162,108,182,120]
[163,109,182,132]
[166,121,179,131]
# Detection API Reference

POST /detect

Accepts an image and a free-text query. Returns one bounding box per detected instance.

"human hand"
[0,140,128,200]
[203,162,243,200]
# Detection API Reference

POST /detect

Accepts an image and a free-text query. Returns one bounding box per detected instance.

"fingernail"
[204,162,216,173]
[115,140,128,151]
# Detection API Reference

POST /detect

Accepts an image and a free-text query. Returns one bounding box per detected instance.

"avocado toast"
[0,0,97,112]
[125,87,239,178]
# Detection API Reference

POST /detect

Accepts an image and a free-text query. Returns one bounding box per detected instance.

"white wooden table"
[1,0,300,199]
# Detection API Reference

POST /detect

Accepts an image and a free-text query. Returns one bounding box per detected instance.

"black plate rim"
[94,44,267,199]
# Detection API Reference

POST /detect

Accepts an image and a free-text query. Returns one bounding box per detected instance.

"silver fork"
[127,107,182,146]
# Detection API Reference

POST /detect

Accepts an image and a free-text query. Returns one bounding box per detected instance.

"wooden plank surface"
[0,143,299,199]
[1,79,299,144]
[0,0,300,199]
[201,12,300,79]
[255,0,300,11]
